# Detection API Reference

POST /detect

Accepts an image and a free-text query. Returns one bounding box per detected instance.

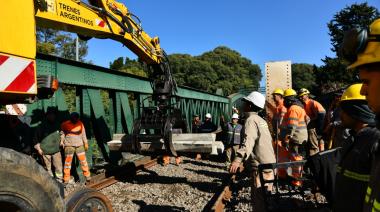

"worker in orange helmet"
[61,112,91,184]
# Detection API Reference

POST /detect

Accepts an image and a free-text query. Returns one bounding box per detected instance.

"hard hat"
[340,83,366,101]
[243,91,265,109]
[340,18,380,69]
[297,88,310,97]
[205,113,212,118]
[272,88,284,96]
[231,113,239,119]
[283,89,297,97]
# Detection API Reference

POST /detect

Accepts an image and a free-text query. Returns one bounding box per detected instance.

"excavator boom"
[0,0,181,155]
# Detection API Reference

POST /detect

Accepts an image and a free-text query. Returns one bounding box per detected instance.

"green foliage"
[36,27,88,62]
[109,57,147,77]
[60,84,76,113]
[317,3,379,94]
[291,63,317,93]
[109,46,261,95]
[328,3,379,53]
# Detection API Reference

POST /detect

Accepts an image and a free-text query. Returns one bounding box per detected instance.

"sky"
[85,0,380,86]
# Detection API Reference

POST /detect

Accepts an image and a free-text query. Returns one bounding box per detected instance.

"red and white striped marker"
[0,54,37,94]
[95,19,107,28]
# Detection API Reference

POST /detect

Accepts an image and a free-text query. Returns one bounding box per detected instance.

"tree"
[109,57,147,77]
[109,46,262,95]
[328,3,379,54]
[36,27,88,62]
[317,3,379,94]
[291,63,317,93]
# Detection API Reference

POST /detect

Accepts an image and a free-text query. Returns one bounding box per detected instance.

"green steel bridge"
[27,54,246,173]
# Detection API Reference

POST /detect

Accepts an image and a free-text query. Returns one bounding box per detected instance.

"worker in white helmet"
[221,113,243,169]
[199,113,217,133]
[230,91,275,211]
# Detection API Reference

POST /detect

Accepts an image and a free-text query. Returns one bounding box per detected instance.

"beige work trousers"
[225,145,240,166]
[43,151,63,179]
[251,170,274,212]
[308,128,323,156]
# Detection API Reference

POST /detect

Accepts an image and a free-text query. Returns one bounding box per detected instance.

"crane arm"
[35,0,162,65]
[0,0,175,103]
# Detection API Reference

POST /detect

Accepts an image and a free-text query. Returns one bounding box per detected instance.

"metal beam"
[36,54,229,103]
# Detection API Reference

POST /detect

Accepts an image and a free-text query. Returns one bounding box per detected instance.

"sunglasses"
[340,28,380,63]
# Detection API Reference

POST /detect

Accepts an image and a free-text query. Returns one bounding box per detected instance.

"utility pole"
[75,36,79,61]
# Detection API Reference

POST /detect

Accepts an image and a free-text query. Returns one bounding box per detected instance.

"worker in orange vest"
[61,112,91,184]
[280,89,309,186]
[271,88,287,137]
[298,88,326,156]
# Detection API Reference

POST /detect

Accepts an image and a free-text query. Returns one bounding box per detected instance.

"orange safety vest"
[61,120,83,136]
[280,104,307,140]
[273,102,287,126]
[304,99,325,121]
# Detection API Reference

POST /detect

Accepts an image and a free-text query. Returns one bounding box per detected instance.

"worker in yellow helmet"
[340,18,380,212]
[298,88,326,156]
[279,88,308,186]
[333,84,379,211]
[267,88,287,137]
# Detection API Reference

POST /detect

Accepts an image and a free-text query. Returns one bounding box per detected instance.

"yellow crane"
[0,1,181,211]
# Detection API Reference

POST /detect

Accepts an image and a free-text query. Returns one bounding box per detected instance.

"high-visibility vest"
[226,122,242,145]
[304,99,325,121]
[272,103,287,132]
[280,104,307,143]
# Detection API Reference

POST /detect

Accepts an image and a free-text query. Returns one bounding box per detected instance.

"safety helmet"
[243,91,265,109]
[231,113,239,119]
[340,83,366,101]
[340,18,380,69]
[297,88,310,97]
[272,88,284,96]
[205,113,212,118]
[283,89,297,97]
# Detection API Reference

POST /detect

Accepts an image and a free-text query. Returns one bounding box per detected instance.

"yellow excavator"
[0,1,182,211]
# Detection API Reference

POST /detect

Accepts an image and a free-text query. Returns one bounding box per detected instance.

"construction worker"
[192,114,201,133]
[221,113,242,169]
[199,113,217,133]
[270,88,287,137]
[230,91,276,211]
[333,83,379,211]
[280,88,308,186]
[340,18,380,212]
[298,88,326,156]
[323,90,350,149]
[61,112,91,184]
[33,107,63,181]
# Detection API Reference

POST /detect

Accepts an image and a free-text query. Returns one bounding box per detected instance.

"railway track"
[87,156,158,191]
[66,156,242,211]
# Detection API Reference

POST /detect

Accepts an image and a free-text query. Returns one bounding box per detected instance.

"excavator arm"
[0,0,181,155]
[35,0,163,64]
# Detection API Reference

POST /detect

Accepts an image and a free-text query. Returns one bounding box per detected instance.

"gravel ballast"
[99,156,228,212]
